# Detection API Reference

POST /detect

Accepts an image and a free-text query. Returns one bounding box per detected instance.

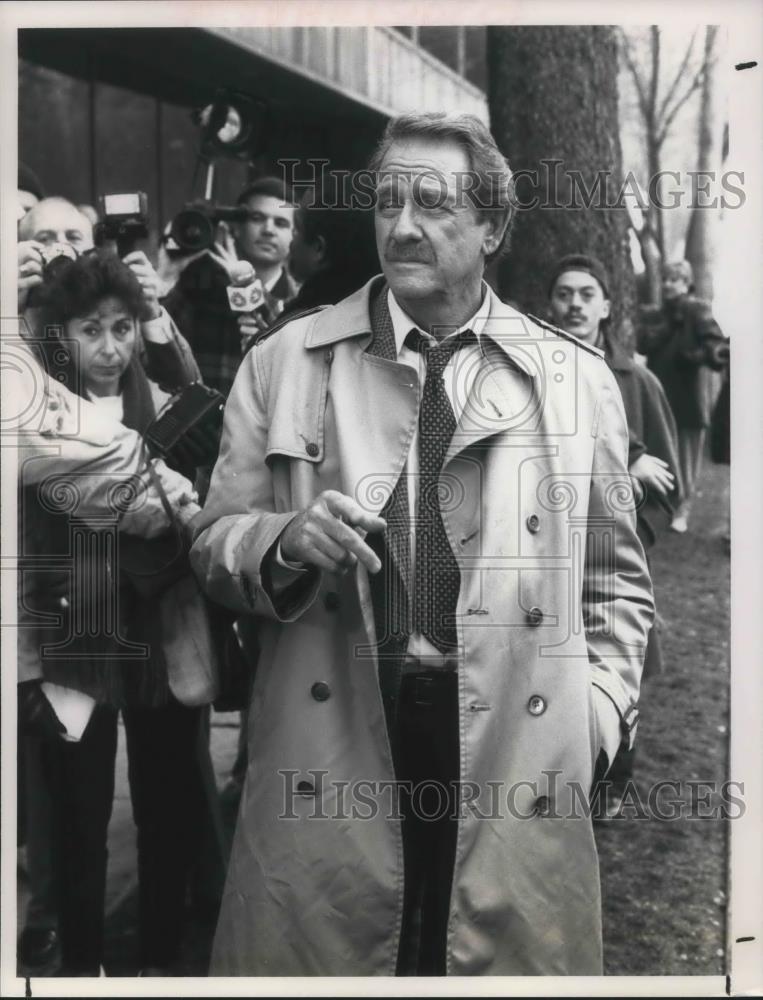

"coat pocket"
[264,348,331,465]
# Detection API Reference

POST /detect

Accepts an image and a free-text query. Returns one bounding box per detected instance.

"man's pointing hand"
[280,490,386,575]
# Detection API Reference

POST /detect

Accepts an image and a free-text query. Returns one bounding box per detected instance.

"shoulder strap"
[243,304,329,357]
[527,313,605,358]
[146,461,178,527]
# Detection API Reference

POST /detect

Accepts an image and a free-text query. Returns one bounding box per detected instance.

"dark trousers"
[19,720,58,937]
[122,699,207,968]
[28,705,118,976]
[394,671,460,976]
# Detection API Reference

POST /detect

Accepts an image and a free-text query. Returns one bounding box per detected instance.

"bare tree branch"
[657,29,698,124]
[649,26,660,121]
[657,61,706,145]
[620,29,652,121]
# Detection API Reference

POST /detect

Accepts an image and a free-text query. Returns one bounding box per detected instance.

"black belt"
[399,670,457,709]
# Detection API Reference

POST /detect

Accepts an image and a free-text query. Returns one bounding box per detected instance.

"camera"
[23,242,79,309]
[168,88,269,257]
[94,191,149,257]
[169,201,249,254]
[39,241,78,277]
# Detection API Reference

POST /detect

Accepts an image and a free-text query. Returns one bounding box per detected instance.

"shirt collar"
[386,284,493,360]
[264,268,284,293]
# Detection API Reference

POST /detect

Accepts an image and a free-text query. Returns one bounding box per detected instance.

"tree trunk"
[685,26,721,301]
[638,225,663,305]
[487,26,637,346]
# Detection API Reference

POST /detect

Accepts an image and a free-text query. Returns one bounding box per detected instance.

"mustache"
[384,241,433,263]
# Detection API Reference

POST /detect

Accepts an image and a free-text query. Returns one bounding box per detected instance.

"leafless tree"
[621,26,715,301]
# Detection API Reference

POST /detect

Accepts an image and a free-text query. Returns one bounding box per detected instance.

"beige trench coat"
[191,279,654,976]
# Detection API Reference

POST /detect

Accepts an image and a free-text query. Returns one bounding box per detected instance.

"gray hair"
[368,112,515,258]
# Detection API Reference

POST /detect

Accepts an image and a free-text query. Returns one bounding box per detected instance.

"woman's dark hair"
[38,249,146,332]
[36,250,145,399]
[297,191,380,286]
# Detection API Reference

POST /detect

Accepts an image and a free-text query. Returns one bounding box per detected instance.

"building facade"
[19,26,487,242]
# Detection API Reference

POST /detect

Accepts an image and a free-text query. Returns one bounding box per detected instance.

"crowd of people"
[13,111,729,979]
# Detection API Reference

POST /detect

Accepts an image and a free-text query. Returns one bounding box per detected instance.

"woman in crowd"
[637,260,726,533]
[18,249,211,976]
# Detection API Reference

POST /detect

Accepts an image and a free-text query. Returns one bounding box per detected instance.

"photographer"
[163,177,298,397]
[18,198,199,377]
[18,249,212,976]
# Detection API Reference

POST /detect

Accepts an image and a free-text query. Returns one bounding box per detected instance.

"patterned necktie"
[408,329,476,652]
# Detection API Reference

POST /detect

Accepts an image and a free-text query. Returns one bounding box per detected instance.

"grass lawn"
[597,458,730,975]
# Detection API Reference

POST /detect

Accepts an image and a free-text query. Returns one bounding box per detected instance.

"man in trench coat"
[191,112,654,977]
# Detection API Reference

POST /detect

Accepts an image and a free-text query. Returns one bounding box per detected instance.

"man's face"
[549,270,611,345]
[18,198,94,252]
[374,137,501,305]
[235,194,294,270]
[662,269,689,301]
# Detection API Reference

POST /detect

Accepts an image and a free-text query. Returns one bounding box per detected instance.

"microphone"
[226,260,277,351]
[226,260,277,354]
[226,260,267,313]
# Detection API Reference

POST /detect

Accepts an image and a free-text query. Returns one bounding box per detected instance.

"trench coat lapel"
[306,279,419,582]
[309,278,418,504]
[445,301,541,467]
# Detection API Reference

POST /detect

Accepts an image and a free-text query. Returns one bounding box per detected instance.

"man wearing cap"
[191,113,653,977]
[637,260,726,532]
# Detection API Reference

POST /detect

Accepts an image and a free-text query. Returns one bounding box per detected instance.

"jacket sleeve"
[189,345,321,621]
[679,298,725,366]
[639,365,685,505]
[626,425,647,467]
[140,307,202,390]
[584,365,655,752]
[10,346,177,536]
[635,304,665,356]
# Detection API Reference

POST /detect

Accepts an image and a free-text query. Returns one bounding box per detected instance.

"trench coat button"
[306,442,320,458]
[526,606,543,626]
[325,349,333,364]
[526,514,540,533]
[324,591,341,611]
[59,596,70,609]
[296,780,315,796]
[534,795,551,817]
[527,695,546,716]
[311,682,331,702]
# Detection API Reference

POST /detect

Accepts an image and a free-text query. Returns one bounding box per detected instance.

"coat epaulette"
[526,314,606,359]
[244,304,329,356]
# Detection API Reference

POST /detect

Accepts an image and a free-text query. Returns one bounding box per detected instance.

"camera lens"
[170,208,216,253]
[40,243,79,279]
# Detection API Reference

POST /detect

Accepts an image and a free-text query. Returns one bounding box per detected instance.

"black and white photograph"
[1,1,761,994]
